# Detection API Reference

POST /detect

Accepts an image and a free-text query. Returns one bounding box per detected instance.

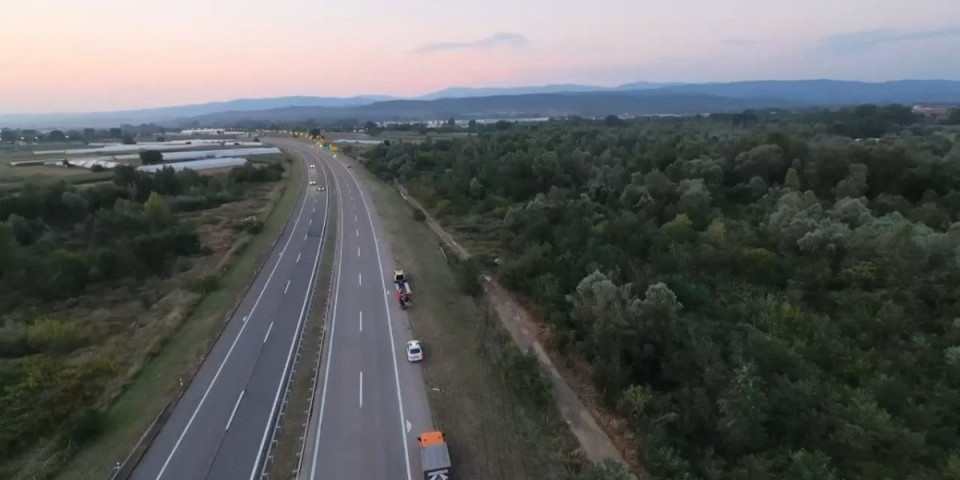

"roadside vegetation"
[361,106,960,480]
[0,158,289,478]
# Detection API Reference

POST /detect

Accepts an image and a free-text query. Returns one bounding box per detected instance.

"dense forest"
[0,161,283,465]
[364,106,960,480]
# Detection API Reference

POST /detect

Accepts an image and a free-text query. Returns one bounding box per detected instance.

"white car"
[406,340,423,362]
[309,180,317,185]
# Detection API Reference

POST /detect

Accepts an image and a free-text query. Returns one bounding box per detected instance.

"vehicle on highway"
[394,269,412,309]
[310,164,316,168]
[309,180,317,185]
[417,431,451,480]
[406,340,424,362]
[318,186,325,191]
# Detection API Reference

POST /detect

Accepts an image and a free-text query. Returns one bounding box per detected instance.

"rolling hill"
[3,80,960,129]
[177,91,800,125]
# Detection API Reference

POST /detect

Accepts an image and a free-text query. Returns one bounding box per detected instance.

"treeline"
[0,161,283,461]
[363,106,960,480]
[0,124,171,144]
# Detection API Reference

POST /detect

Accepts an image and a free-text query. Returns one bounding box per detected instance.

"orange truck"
[417,430,451,480]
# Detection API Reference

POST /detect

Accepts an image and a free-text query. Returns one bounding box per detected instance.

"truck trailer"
[417,431,451,480]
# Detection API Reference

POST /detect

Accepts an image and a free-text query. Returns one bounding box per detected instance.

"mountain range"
[3,80,960,129]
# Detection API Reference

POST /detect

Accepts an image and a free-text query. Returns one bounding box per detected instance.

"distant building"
[912,105,952,119]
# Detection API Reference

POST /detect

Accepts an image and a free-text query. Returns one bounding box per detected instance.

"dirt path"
[397,184,628,467]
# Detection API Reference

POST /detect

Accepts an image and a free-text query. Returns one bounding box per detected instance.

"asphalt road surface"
[288,140,434,480]
[131,139,332,480]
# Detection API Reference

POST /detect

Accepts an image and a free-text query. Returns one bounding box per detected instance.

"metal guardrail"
[256,160,335,480]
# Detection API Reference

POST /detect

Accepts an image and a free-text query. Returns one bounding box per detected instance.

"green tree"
[785,167,801,191]
[577,460,633,480]
[143,192,173,227]
[0,221,15,271]
[47,130,66,142]
[661,213,695,242]
[469,177,484,198]
[139,150,163,165]
[734,144,786,184]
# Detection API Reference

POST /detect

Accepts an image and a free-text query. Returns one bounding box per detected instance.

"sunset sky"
[1,0,959,113]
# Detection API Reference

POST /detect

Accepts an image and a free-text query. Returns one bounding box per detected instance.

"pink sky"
[1,0,958,113]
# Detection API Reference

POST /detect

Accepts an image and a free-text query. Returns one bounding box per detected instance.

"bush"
[448,254,482,297]
[189,274,220,294]
[167,194,208,212]
[60,407,106,448]
[412,208,426,222]
[0,322,30,357]
[26,318,91,354]
[139,150,163,165]
[496,344,550,407]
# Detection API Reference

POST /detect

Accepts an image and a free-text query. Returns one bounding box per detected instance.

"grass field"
[45,156,304,480]
[353,162,582,480]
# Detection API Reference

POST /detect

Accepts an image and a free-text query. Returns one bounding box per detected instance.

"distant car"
[406,340,423,362]
[310,164,316,168]
[319,186,326,191]
[309,180,317,185]
[347,165,352,169]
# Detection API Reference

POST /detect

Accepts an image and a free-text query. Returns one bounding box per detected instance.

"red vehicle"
[394,270,412,309]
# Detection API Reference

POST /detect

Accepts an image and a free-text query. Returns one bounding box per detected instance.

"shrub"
[496,344,550,407]
[26,318,91,354]
[189,274,220,294]
[447,254,482,297]
[412,208,426,222]
[60,407,106,448]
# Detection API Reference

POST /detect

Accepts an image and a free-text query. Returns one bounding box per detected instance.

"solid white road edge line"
[263,322,274,343]
[225,390,245,432]
[153,150,311,480]
[309,148,347,480]
[340,155,415,480]
[248,143,330,480]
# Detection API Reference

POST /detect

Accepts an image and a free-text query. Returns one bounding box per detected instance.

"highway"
[282,138,434,480]
[131,139,331,480]
[129,136,434,480]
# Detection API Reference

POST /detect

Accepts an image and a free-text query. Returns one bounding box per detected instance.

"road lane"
[130,140,332,480]
[293,139,434,480]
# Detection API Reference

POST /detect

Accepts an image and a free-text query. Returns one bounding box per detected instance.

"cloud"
[415,32,527,54]
[821,25,960,53]
[722,38,758,46]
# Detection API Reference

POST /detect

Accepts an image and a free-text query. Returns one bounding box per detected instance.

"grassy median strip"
[353,162,582,480]
[265,163,338,479]
[55,157,304,480]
